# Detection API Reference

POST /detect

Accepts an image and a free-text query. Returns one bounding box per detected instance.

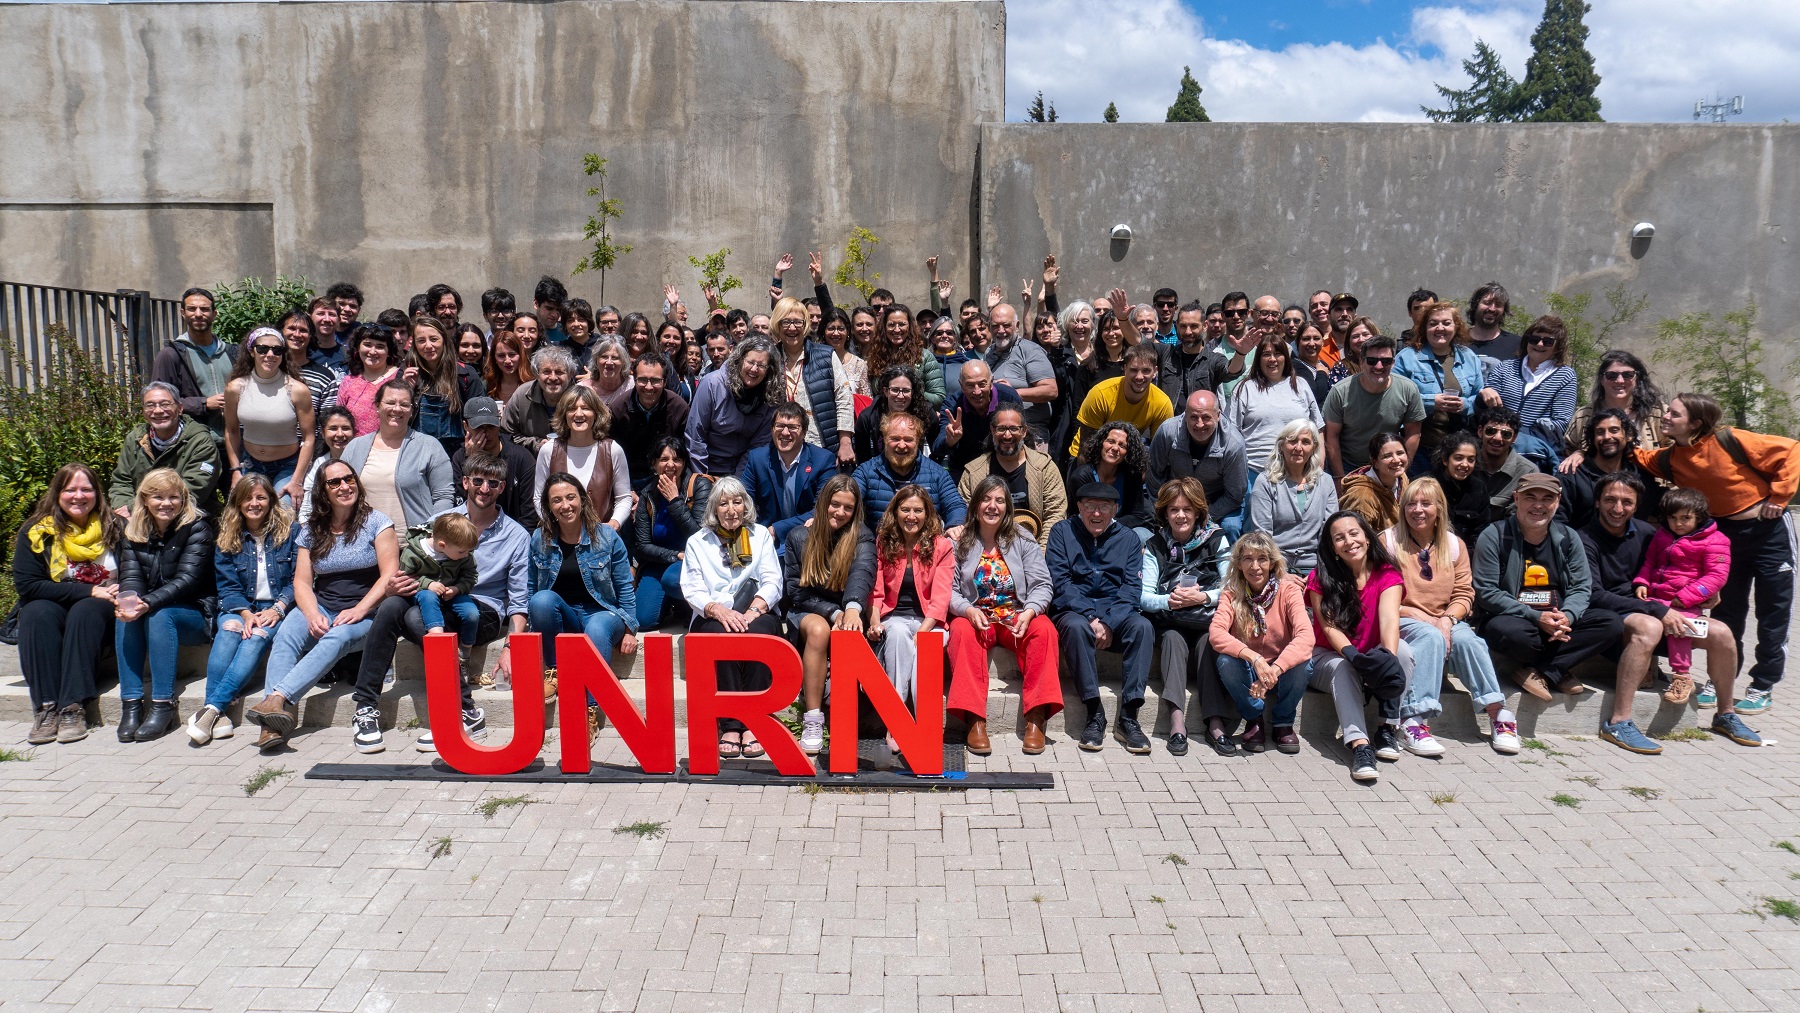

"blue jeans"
[528,590,629,668]
[1214,652,1310,727]
[204,600,278,710]
[633,561,687,631]
[1222,470,1256,543]
[1399,617,1505,719]
[116,604,211,701]
[415,589,481,646]
[263,605,373,701]
[242,451,300,501]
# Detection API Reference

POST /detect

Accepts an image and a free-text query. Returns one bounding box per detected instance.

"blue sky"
[1192,0,1423,50]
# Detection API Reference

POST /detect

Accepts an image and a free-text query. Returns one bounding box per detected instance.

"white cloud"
[1006,0,1800,124]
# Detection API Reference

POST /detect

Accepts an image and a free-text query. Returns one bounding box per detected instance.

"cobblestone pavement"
[3,705,1799,1013]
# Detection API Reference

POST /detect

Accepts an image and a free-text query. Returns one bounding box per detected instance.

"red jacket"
[871,535,955,624]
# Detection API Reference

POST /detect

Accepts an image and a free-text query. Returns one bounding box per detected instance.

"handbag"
[0,604,19,646]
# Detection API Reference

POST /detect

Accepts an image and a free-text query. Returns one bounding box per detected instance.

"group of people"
[13,261,1797,783]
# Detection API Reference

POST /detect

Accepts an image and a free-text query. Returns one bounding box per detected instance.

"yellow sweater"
[1070,377,1174,457]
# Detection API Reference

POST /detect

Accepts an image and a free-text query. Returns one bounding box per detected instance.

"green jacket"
[1472,516,1592,624]
[109,420,224,514]
[399,526,479,597]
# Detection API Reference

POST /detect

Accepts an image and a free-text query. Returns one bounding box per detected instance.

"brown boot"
[1021,707,1048,755]
[246,693,295,735]
[965,719,992,756]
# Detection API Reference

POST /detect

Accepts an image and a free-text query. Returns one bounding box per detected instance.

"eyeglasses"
[993,425,1025,435]
[887,387,913,396]
[324,475,358,489]
[1223,308,1249,318]
[1603,370,1636,381]
[252,344,284,356]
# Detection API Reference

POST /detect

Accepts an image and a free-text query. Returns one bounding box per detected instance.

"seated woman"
[527,472,639,679]
[946,475,1061,757]
[223,326,316,504]
[112,468,216,742]
[16,464,123,746]
[1306,511,1413,784]
[1382,477,1518,757]
[783,474,877,755]
[1138,477,1231,756]
[190,473,299,746]
[342,381,455,531]
[867,483,955,757]
[245,461,397,752]
[632,438,714,630]
[533,385,630,527]
[1066,421,1154,536]
[681,477,785,759]
[1248,419,1337,575]
[1209,532,1314,756]
[1338,431,1409,530]
[853,366,938,464]
[1429,432,1493,549]
[299,407,359,504]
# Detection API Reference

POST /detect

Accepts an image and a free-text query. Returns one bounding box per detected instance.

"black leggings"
[689,612,785,732]
[18,597,113,710]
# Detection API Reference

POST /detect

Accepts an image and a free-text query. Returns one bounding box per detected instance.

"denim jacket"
[528,523,639,633]
[1393,344,1486,423]
[214,525,300,614]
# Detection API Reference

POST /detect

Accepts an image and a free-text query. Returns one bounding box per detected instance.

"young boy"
[401,513,482,660]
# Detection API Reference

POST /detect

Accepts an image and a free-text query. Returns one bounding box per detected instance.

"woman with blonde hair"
[191,472,299,745]
[1247,420,1338,574]
[1208,532,1313,755]
[1383,476,1517,756]
[681,476,785,758]
[782,474,877,754]
[113,468,215,741]
[532,385,630,525]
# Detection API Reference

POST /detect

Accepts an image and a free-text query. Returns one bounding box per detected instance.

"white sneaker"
[1402,719,1446,758]
[799,709,825,755]
[185,705,222,745]
[415,729,436,753]
[1491,711,1522,755]
[213,713,234,740]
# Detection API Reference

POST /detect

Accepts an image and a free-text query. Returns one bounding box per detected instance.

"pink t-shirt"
[1305,565,1404,651]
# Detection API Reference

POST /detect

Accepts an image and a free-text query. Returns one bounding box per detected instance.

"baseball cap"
[1329,292,1360,311]
[463,396,502,429]
[1515,473,1561,495]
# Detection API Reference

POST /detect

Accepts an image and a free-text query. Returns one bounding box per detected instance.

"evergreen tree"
[1423,40,1525,122]
[1104,102,1119,123]
[1026,91,1049,123]
[1165,67,1210,122]
[1518,0,1603,122]
[1047,100,1058,122]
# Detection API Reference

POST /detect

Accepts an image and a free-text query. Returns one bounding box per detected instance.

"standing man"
[1071,344,1173,457]
[1147,391,1248,538]
[535,276,569,345]
[1047,484,1157,754]
[427,284,463,336]
[1157,301,1228,407]
[1322,335,1425,476]
[480,288,516,343]
[983,302,1059,433]
[1467,281,1521,367]
[451,397,538,530]
[1321,292,1359,372]
[1308,289,1332,335]
[606,353,691,487]
[327,282,364,348]
[151,286,239,441]
[1151,288,1180,344]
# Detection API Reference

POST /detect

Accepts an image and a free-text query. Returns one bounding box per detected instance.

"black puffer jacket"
[117,518,216,613]
[631,471,713,568]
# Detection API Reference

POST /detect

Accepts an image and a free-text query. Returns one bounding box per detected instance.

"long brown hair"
[306,460,371,562]
[537,472,604,550]
[876,484,942,563]
[799,475,863,592]
[22,462,121,549]
[551,385,612,442]
[481,329,535,393]
[865,304,924,382]
[216,471,295,554]
[956,474,1019,559]
[409,314,462,416]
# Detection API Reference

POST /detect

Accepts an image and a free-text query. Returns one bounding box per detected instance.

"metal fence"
[0,281,183,388]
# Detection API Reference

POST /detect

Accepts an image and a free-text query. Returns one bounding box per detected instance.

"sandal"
[718,732,743,759]
[1662,674,1695,705]
[741,735,765,759]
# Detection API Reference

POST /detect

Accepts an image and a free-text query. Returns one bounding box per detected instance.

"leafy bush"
[0,324,139,612]
[832,226,882,303]
[687,249,743,311]
[212,276,313,343]
[1655,304,1799,437]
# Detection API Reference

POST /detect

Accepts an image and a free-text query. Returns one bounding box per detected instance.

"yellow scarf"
[28,516,107,581]
[714,525,754,569]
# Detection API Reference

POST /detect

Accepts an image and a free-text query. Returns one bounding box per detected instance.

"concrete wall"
[0,0,1004,307]
[979,122,1800,372]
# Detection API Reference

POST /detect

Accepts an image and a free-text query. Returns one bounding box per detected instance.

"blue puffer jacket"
[527,523,639,633]
[214,525,301,614]
[853,453,967,531]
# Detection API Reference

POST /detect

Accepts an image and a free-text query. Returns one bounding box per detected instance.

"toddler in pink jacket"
[1633,487,1731,699]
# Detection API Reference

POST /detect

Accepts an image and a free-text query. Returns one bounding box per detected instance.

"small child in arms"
[401,513,482,661]
[1633,487,1730,704]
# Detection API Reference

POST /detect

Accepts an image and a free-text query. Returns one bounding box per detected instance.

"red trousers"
[947,614,1063,721]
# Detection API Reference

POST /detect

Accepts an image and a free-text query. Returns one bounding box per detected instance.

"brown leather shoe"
[246,694,295,735]
[1020,707,1048,755]
[1518,669,1552,702]
[965,719,992,756]
[1556,675,1588,696]
[255,726,287,752]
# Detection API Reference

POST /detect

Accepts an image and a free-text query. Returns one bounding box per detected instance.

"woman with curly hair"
[1558,349,1669,472]
[867,483,955,757]
[1306,510,1412,783]
[852,365,940,463]
[863,304,945,410]
[1065,421,1154,534]
[685,336,785,477]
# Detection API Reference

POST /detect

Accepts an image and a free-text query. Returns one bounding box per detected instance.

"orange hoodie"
[1634,429,1800,519]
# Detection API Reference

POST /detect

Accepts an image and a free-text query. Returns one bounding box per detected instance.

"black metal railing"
[0,281,183,387]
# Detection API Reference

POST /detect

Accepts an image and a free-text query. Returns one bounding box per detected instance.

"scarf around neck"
[715,525,754,569]
[28,515,107,583]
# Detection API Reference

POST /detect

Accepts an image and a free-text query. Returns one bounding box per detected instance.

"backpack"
[1652,427,1769,485]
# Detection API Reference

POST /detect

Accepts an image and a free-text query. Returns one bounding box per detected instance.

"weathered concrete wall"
[980,123,1800,374]
[0,0,1004,307]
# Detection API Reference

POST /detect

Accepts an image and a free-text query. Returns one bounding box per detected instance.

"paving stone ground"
[3,695,1800,1012]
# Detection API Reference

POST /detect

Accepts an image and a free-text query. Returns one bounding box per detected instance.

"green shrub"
[212,276,313,343]
[832,226,882,303]
[1654,304,1799,437]
[0,324,139,612]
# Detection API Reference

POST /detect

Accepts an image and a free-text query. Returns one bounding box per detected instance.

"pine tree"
[1165,67,1210,122]
[1423,40,1525,122]
[1026,91,1049,123]
[1104,102,1119,123]
[1046,101,1058,122]
[1518,0,1603,122]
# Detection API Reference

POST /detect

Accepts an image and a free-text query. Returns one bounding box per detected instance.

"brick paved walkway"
[4,704,1799,1013]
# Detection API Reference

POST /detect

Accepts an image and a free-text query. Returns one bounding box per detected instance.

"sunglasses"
[1527,334,1557,347]
[1223,309,1249,318]
[1603,370,1636,381]
[1482,427,1516,439]
[252,344,285,355]
[1417,545,1434,582]
[324,474,358,489]
[1364,356,1395,368]
[468,476,503,490]
[1154,301,1177,309]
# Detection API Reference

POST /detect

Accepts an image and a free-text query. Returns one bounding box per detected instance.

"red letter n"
[827,629,945,776]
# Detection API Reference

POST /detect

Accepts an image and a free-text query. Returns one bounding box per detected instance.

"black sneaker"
[1166,732,1189,756]
[1373,724,1403,762]
[462,707,487,740]
[352,706,385,754]
[1079,707,1106,752]
[1114,715,1151,754]
[1350,743,1380,782]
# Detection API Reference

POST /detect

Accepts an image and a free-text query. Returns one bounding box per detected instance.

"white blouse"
[680,524,783,613]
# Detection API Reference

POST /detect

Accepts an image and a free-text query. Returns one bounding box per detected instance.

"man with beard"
[1157,301,1229,407]
[1071,344,1173,457]
[1321,292,1359,372]
[501,346,578,453]
[1152,288,1179,344]
[1322,334,1424,475]
[1215,291,1258,388]
[1467,281,1522,366]
[1218,294,1285,402]
[957,406,1066,549]
[854,411,967,531]
[1473,406,1539,513]
[983,302,1058,432]
[1557,408,1654,529]
[452,397,538,529]
[607,353,691,487]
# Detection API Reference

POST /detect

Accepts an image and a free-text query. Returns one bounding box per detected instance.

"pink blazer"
[870,535,955,624]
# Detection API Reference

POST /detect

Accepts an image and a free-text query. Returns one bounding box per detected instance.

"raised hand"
[986,284,1004,310]
[774,253,795,276]
[1043,254,1059,289]
[926,255,939,279]
[1107,287,1129,315]
[808,251,825,285]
